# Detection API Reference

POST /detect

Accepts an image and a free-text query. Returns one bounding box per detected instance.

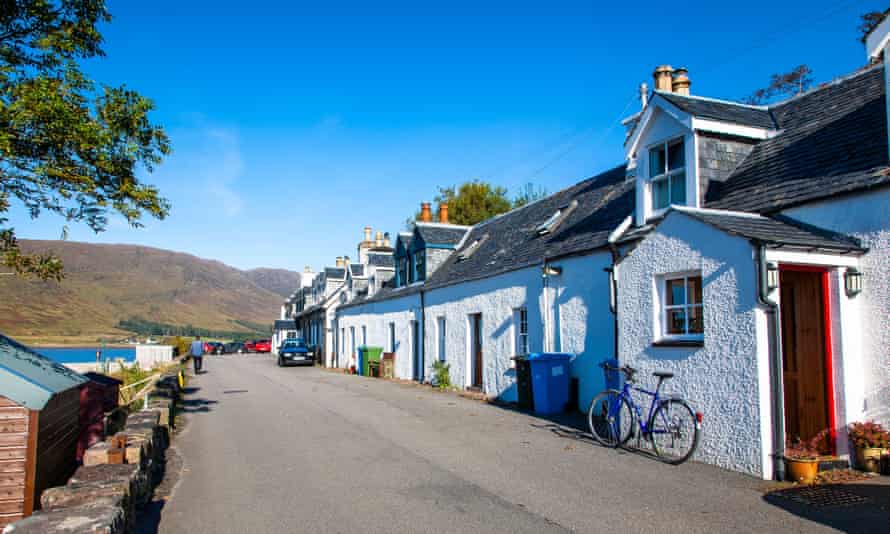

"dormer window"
[413,251,425,282]
[649,138,686,211]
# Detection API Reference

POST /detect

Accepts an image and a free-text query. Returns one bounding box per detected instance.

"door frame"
[779,264,837,451]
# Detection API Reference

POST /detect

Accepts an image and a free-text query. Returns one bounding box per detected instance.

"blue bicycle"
[587,363,701,464]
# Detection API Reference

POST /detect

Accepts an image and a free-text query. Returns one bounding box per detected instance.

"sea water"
[36,347,137,364]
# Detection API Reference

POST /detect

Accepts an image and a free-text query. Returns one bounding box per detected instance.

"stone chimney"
[383,232,391,247]
[364,226,372,242]
[375,231,383,247]
[335,257,343,267]
[438,203,449,224]
[344,255,350,266]
[420,202,432,222]
[672,67,691,96]
[653,65,674,92]
[304,265,312,273]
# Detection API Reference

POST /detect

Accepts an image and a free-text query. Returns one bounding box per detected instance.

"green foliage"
[859,10,890,44]
[512,182,548,208]
[0,1,171,281]
[410,180,513,227]
[745,65,814,105]
[118,316,267,341]
[432,359,452,390]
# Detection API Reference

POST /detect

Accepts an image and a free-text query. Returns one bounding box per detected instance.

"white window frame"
[657,272,704,341]
[514,307,529,356]
[647,137,686,216]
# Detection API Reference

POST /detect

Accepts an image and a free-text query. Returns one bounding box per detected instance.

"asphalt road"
[157,355,882,533]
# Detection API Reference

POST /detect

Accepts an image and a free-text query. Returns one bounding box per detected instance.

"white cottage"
[612,22,890,479]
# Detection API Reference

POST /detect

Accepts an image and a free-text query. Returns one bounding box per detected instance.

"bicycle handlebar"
[599,362,638,381]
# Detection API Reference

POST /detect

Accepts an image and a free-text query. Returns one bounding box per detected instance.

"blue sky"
[10,0,885,271]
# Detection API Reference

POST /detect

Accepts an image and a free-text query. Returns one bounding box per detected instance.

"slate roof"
[324,267,346,280]
[705,65,890,212]
[673,208,866,253]
[414,223,470,246]
[349,264,366,277]
[657,91,777,129]
[274,320,296,330]
[367,253,394,268]
[0,333,87,410]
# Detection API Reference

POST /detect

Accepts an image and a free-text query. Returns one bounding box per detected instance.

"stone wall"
[3,371,182,533]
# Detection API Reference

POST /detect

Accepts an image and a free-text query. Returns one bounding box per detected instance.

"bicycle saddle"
[653,371,674,379]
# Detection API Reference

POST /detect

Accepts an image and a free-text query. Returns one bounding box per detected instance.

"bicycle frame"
[614,381,672,437]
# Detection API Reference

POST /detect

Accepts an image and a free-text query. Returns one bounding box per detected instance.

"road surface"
[157,354,884,533]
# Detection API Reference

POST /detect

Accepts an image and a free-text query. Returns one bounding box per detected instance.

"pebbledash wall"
[782,187,890,427]
[617,213,770,477]
[336,292,422,379]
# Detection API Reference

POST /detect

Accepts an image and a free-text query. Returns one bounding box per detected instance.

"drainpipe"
[756,243,786,481]
[607,243,620,360]
[541,266,550,352]
[420,289,426,383]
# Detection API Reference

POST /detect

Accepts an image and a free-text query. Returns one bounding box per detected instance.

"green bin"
[361,346,384,377]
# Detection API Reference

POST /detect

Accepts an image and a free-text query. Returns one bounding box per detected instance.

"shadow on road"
[763,483,890,533]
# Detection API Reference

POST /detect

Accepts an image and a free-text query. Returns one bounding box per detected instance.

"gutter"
[755,243,786,481]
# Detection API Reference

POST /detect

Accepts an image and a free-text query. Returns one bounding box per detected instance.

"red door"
[471,314,483,388]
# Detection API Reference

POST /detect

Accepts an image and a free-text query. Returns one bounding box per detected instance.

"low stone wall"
[3,370,183,533]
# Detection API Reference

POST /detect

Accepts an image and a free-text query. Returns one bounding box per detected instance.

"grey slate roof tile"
[349,264,366,277]
[414,224,469,246]
[274,320,296,330]
[657,92,777,129]
[324,267,346,279]
[367,253,394,268]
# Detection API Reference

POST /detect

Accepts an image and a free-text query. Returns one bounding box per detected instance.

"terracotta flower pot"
[785,458,819,484]
[855,447,884,473]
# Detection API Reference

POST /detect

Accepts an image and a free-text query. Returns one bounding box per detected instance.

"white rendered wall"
[336,292,422,379]
[617,212,768,477]
[782,188,890,427]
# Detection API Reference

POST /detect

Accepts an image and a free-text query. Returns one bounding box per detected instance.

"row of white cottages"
[295,23,890,480]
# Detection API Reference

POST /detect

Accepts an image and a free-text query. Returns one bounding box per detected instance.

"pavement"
[156,354,890,533]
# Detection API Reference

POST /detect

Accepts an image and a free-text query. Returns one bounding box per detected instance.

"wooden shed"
[0,334,87,527]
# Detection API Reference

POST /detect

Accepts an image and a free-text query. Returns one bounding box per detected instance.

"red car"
[254,339,272,353]
[243,339,257,352]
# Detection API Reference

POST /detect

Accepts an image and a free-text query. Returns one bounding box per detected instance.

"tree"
[512,182,548,208]
[0,1,171,281]
[859,9,890,44]
[745,65,814,105]
[410,180,513,227]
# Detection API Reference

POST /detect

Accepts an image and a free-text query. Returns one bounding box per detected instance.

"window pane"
[653,178,670,210]
[688,306,703,334]
[687,276,703,305]
[668,140,685,170]
[670,172,686,205]
[666,279,686,306]
[649,146,665,177]
[667,309,687,335]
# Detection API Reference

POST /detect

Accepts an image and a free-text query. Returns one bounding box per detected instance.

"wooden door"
[412,321,422,382]
[779,269,830,442]
[471,314,483,388]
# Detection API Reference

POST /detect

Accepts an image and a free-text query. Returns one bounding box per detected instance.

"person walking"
[189,336,205,374]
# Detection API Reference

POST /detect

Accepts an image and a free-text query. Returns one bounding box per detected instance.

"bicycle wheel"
[588,390,634,448]
[649,398,700,464]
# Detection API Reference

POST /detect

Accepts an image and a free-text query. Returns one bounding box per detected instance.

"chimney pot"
[304,265,312,273]
[383,232,391,247]
[364,226,372,242]
[375,231,383,247]
[653,65,674,92]
[672,67,691,96]
[639,82,649,109]
[438,203,449,224]
[335,257,343,267]
[344,256,350,266]
[420,202,432,223]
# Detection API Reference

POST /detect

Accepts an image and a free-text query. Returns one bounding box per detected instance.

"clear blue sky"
[10,0,886,271]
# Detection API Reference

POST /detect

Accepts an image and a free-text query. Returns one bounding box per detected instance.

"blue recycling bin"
[356,346,365,376]
[528,353,572,415]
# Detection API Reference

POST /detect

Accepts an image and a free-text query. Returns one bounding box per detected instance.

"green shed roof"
[0,333,87,410]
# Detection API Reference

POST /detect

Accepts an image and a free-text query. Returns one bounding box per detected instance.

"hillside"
[0,240,299,342]
[244,268,303,298]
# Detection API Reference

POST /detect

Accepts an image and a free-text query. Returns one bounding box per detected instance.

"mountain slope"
[0,240,298,340]
[244,268,302,298]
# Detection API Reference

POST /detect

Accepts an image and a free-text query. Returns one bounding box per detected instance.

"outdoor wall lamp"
[542,265,562,277]
[844,267,862,297]
[766,262,779,293]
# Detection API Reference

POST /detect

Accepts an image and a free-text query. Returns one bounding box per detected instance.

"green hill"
[0,240,298,344]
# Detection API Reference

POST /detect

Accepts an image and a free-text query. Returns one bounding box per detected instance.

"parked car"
[254,339,272,353]
[223,341,245,354]
[277,338,313,367]
[243,339,257,352]
[203,341,224,355]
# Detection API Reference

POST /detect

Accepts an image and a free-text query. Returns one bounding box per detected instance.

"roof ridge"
[414,222,470,229]
[655,90,770,110]
[767,63,883,110]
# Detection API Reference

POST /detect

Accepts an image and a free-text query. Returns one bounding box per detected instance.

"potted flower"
[848,421,890,473]
[784,430,828,484]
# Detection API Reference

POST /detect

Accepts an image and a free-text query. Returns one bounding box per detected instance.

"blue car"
[277,338,314,367]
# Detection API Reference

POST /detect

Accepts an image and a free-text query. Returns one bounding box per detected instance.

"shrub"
[432,360,452,390]
[848,421,890,449]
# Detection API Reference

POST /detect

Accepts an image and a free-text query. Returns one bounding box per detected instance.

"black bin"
[512,355,534,411]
